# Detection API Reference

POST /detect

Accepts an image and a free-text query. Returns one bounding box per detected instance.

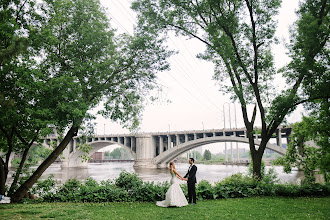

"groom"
[183,158,197,205]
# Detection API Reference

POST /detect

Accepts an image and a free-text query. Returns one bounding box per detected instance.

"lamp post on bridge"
[223,103,230,162]
[223,102,238,162]
[233,103,239,162]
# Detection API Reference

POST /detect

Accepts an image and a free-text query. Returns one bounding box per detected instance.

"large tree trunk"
[0,158,7,195]
[8,146,31,196]
[251,152,263,180]
[10,125,79,203]
[251,132,271,180]
[246,129,263,180]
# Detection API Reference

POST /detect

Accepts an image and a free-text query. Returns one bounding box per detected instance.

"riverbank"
[176,158,277,166]
[7,162,307,185]
[1,197,329,219]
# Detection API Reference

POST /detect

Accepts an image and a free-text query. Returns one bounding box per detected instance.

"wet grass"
[0,197,329,219]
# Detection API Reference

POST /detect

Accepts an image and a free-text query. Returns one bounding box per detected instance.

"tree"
[275,102,330,183]
[104,151,111,157]
[0,0,47,197]
[203,149,212,161]
[132,0,329,179]
[1,0,171,202]
[110,147,133,160]
[110,148,122,159]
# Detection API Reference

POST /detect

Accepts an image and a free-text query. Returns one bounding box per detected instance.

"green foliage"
[27,171,330,204]
[1,0,172,200]
[104,151,111,157]
[196,180,214,200]
[31,174,57,198]
[203,150,212,161]
[26,145,52,165]
[78,143,93,163]
[110,147,133,160]
[115,170,143,190]
[110,148,121,159]
[132,0,329,181]
[38,171,171,203]
[275,109,330,183]
[214,174,258,199]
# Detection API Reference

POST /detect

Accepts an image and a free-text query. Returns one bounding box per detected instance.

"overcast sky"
[94,0,302,153]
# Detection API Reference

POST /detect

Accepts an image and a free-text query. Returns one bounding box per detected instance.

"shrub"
[31,174,57,197]
[150,181,170,201]
[197,180,214,200]
[55,178,82,202]
[115,170,143,190]
[262,167,280,184]
[32,171,330,203]
[274,183,301,197]
[214,173,258,199]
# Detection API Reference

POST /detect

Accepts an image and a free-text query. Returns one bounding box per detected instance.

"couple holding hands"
[156,158,197,207]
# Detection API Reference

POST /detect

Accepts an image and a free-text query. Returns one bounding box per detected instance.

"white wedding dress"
[156,171,188,207]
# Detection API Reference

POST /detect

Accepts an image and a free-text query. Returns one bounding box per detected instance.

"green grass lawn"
[0,197,329,220]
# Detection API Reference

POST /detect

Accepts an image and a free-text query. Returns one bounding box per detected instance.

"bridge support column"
[176,135,180,146]
[277,129,282,147]
[230,141,233,162]
[134,135,156,168]
[131,137,136,152]
[159,136,164,154]
[234,131,239,162]
[61,138,88,168]
[124,137,127,147]
[73,138,77,153]
[168,135,172,149]
[224,131,228,161]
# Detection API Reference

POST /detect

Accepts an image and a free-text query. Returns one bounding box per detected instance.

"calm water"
[12,162,307,185]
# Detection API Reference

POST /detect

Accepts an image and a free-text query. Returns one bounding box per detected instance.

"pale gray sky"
[94,0,302,154]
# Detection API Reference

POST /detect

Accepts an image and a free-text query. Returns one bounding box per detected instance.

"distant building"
[91,152,104,160]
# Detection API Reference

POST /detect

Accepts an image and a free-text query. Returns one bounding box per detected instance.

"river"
[13,162,308,185]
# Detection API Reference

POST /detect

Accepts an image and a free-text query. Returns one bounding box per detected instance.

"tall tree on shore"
[0,0,171,202]
[203,149,212,161]
[275,101,330,183]
[0,0,44,197]
[132,0,329,179]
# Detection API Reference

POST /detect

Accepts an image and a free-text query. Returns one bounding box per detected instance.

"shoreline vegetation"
[6,170,328,204]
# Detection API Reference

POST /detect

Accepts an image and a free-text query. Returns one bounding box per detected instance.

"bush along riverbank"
[18,170,329,203]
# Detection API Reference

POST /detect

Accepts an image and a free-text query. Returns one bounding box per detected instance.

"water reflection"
[18,162,306,184]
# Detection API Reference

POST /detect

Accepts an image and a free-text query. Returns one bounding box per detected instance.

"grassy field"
[0,197,329,219]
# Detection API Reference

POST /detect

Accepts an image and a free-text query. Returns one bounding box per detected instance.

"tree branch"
[169,24,214,49]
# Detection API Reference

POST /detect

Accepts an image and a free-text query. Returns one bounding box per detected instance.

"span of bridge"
[42,127,291,168]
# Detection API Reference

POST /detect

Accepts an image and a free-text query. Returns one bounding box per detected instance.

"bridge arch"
[153,136,286,166]
[63,140,136,167]
[87,141,136,159]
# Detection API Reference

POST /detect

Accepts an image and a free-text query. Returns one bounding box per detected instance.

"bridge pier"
[134,135,157,168]
[61,138,89,168]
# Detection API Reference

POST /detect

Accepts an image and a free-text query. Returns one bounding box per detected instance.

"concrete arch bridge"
[42,127,291,168]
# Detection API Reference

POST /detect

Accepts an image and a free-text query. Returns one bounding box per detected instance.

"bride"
[156,161,188,207]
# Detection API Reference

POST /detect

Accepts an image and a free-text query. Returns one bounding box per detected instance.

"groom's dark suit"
[184,164,197,204]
